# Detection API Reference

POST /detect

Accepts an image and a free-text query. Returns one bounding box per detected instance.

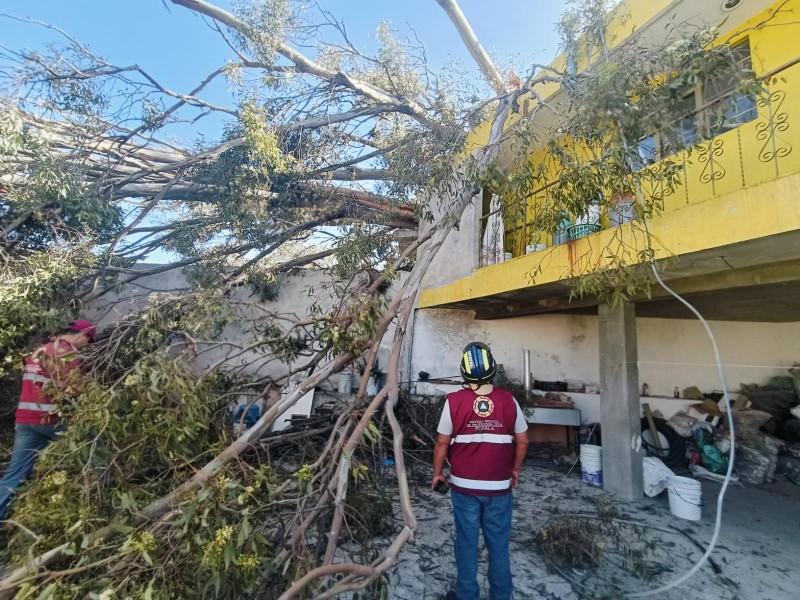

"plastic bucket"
[580,444,603,486]
[337,372,353,394]
[667,475,702,520]
[610,201,635,226]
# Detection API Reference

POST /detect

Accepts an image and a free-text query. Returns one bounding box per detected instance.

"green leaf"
[34,583,57,600]
[224,543,235,569]
[213,574,222,597]
[237,517,251,548]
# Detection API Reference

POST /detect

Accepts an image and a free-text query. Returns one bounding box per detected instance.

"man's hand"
[431,472,449,491]
[432,433,452,492]
[511,469,520,488]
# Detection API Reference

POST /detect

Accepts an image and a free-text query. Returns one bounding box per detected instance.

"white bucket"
[337,371,353,394]
[667,475,702,520]
[366,375,378,396]
[580,444,603,486]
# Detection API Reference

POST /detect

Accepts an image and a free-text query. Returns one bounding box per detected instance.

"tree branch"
[435,0,509,94]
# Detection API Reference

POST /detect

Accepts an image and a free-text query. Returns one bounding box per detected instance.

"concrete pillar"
[598,300,643,500]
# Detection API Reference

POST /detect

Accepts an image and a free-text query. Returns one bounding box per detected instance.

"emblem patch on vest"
[473,396,494,417]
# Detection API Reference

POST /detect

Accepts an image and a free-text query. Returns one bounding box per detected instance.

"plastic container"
[232,405,261,436]
[568,223,602,241]
[575,204,601,225]
[666,475,702,520]
[580,444,603,487]
[337,371,353,394]
[610,201,635,226]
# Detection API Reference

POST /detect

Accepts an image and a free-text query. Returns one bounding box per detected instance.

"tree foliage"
[0,0,772,597]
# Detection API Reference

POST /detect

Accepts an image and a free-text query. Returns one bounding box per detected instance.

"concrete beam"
[598,300,643,500]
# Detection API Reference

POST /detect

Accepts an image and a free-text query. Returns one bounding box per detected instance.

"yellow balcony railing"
[479,58,800,264]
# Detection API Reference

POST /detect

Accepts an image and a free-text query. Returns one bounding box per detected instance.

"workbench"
[523,406,582,447]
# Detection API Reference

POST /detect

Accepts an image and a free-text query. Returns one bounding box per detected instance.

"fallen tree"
[0,0,769,597]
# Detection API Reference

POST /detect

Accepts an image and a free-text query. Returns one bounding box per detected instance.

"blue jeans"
[451,490,514,600]
[0,423,62,521]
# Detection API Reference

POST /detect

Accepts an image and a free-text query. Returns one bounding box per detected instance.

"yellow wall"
[424,0,800,308]
[421,169,800,307]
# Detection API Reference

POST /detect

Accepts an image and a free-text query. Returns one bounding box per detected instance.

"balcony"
[479,59,800,266]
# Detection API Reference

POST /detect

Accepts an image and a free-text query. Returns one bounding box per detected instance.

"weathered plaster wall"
[419,194,481,291]
[86,268,405,388]
[411,307,800,403]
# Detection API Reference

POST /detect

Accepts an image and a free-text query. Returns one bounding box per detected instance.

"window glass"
[704,39,757,134]
[631,134,658,171]
[666,92,700,152]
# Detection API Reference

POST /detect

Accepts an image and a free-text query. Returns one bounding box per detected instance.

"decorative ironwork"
[648,161,681,203]
[697,138,726,184]
[756,90,792,163]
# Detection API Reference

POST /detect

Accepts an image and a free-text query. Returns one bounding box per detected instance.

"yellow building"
[411,0,800,498]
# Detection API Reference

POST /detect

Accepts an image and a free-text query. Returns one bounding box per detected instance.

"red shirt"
[16,339,81,425]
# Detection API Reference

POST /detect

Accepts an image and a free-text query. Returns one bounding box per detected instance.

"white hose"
[627,263,736,597]
[625,159,736,596]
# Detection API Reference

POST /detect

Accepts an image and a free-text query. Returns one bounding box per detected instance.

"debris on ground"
[688,399,724,427]
[733,409,784,484]
[776,456,800,486]
[381,456,800,600]
[693,424,729,475]
[739,383,798,422]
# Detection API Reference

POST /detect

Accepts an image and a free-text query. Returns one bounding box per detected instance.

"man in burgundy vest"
[432,342,529,600]
[0,320,96,521]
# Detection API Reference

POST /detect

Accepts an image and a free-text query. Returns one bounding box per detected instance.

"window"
[628,39,757,167]
[702,39,757,134]
[672,92,701,148]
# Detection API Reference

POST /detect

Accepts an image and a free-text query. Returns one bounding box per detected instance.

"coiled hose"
[640,417,686,469]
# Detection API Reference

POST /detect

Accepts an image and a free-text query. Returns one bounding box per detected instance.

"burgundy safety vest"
[446,387,517,496]
[16,340,79,425]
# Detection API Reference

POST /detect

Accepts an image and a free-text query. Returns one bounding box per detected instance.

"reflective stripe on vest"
[450,474,512,491]
[453,433,513,444]
[18,401,57,412]
[22,373,51,385]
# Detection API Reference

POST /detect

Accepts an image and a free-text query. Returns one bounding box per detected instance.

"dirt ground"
[379,454,800,600]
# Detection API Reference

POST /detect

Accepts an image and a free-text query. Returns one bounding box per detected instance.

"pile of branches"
[0,0,774,597]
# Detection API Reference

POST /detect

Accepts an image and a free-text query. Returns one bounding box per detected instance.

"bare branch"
[434,0,508,94]
[169,0,445,132]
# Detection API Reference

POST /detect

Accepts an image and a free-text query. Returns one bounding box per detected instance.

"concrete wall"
[410,308,800,411]
[419,193,481,291]
[86,268,405,389]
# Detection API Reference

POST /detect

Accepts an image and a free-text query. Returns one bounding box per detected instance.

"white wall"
[411,308,800,400]
[86,268,405,388]
[420,193,481,290]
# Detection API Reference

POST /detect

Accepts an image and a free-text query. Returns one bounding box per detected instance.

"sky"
[0,1,568,262]
[0,0,567,142]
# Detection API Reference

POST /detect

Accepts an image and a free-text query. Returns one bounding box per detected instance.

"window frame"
[630,38,758,169]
